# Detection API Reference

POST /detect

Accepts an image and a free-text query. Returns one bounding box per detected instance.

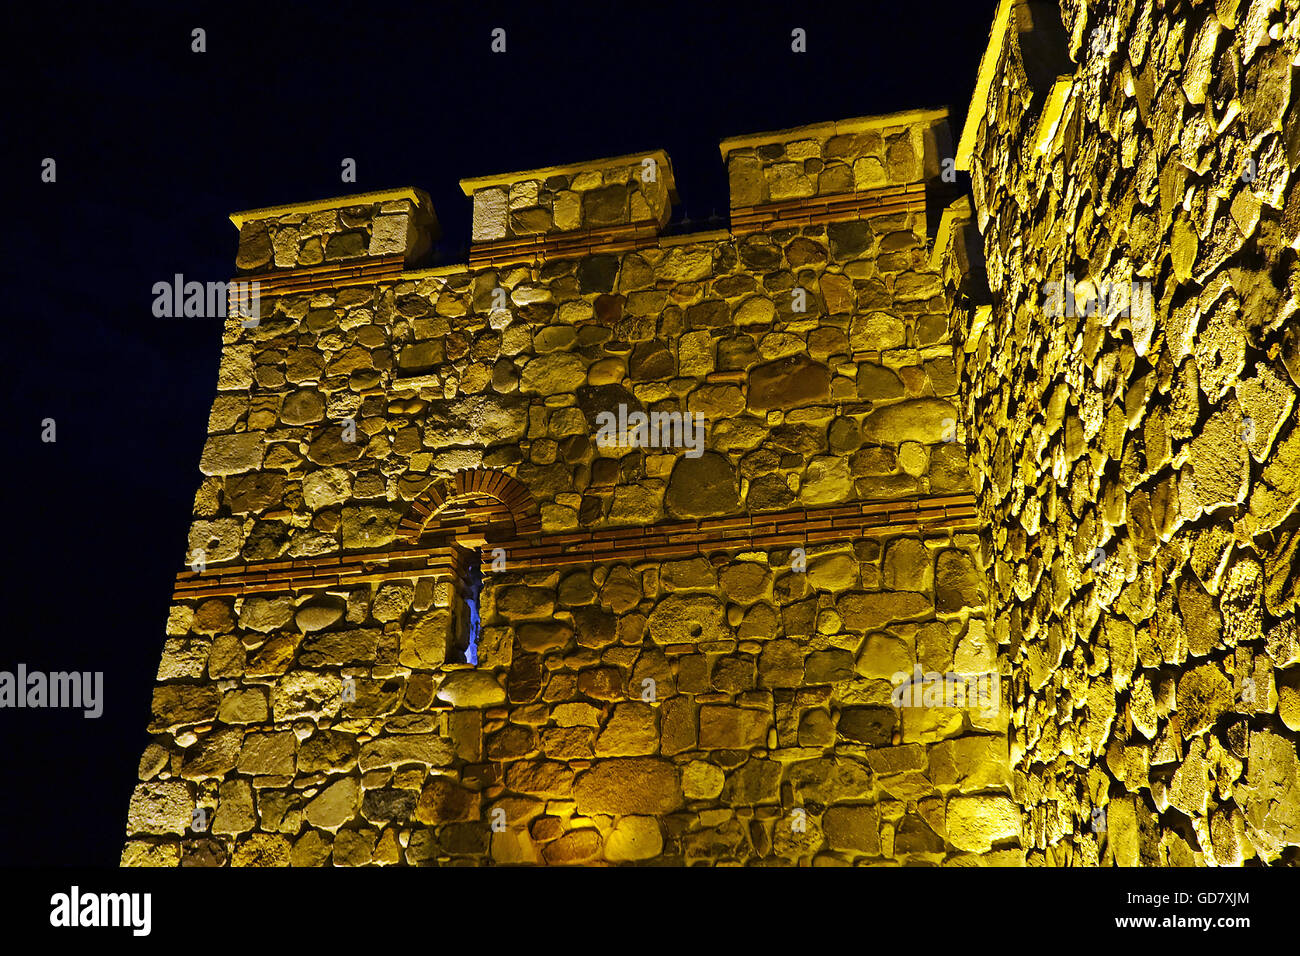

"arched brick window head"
[398,468,541,544]
[399,468,540,666]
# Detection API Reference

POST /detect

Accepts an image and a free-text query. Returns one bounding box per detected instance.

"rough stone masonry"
[939,0,1300,865]
[124,0,1300,867]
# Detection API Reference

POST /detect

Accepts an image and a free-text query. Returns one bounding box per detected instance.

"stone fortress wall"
[124,0,1300,867]
[941,0,1300,864]
[123,109,1017,866]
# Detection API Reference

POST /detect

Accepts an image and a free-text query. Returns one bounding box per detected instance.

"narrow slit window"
[449,542,484,668]
[463,551,482,666]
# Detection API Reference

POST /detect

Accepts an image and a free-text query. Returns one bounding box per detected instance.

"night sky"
[1,0,990,866]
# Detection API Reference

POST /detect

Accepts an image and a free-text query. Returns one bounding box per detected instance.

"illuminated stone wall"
[123,112,1020,866]
[123,0,1300,869]
[946,0,1300,864]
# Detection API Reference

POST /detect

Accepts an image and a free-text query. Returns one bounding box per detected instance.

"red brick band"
[171,492,978,600]
[231,254,408,300]
[729,183,927,235]
[468,221,663,268]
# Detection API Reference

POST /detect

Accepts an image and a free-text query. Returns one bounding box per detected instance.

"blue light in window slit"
[465,554,483,667]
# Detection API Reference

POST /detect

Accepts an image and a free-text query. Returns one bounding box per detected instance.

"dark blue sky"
[0,0,991,865]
